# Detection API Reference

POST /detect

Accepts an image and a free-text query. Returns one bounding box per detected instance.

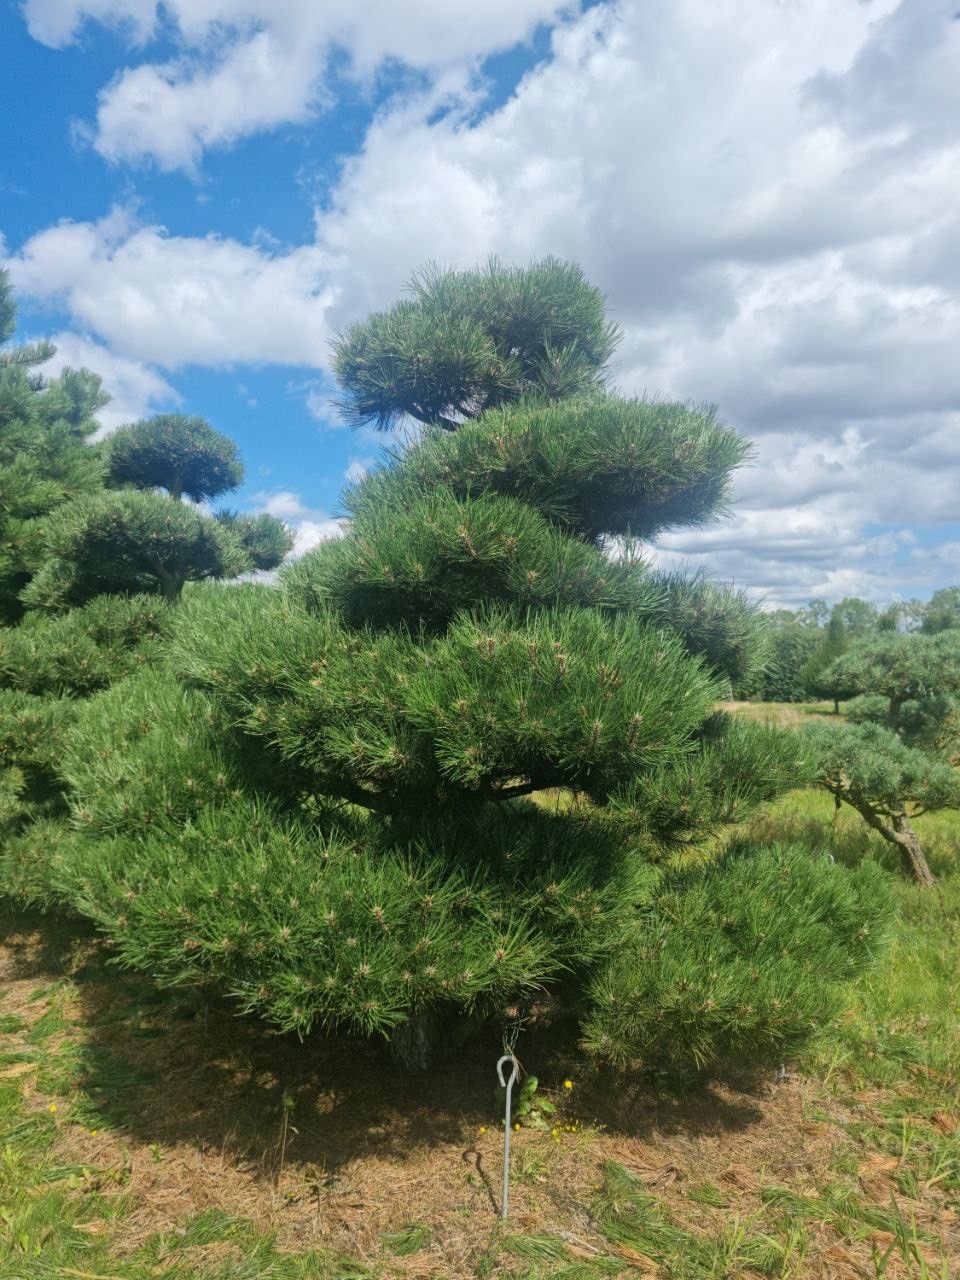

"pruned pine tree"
[807,630,960,884]
[25,416,292,607]
[32,259,889,1073]
[818,632,960,758]
[0,284,292,899]
[106,414,243,502]
[801,721,956,887]
[0,270,106,624]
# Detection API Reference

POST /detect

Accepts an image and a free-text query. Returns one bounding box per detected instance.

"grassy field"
[723,701,842,730]
[1,726,958,1277]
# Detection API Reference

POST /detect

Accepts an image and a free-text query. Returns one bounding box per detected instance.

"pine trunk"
[848,796,936,887]
[387,1012,441,1070]
[889,814,937,887]
[157,570,185,603]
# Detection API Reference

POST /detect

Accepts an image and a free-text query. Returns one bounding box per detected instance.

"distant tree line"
[736,590,960,704]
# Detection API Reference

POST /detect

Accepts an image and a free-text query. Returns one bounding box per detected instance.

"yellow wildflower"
[478,1125,487,1134]
[563,1079,573,1090]
[47,1104,57,1113]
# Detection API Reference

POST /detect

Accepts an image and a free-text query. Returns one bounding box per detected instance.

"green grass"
[741,786,960,1086]
[725,698,842,728]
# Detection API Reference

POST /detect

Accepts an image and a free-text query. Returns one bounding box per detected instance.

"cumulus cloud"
[251,489,344,556]
[40,330,178,434]
[24,0,569,171]
[344,456,376,485]
[11,0,960,603]
[8,207,335,367]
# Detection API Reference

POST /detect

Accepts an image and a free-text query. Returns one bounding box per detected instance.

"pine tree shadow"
[0,903,99,980]
[2,907,768,1186]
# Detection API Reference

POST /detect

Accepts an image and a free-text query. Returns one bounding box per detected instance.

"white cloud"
[305,387,333,424]
[11,0,960,604]
[40,330,178,434]
[7,208,336,367]
[23,0,157,46]
[289,518,345,557]
[250,489,344,556]
[24,0,569,171]
[344,456,375,484]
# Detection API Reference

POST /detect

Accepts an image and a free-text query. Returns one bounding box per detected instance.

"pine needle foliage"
[21,489,279,608]
[582,843,891,1068]
[807,631,960,883]
[342,394,750,542]
[333,257,620,430]
[4,258,892,1073]
[0,592,172,876]
[817,631,960,756]
[0,594,170,696]
[802,720,960,886]
[169,584,722,810]
[0,272,106,623]
[106,414,243,502]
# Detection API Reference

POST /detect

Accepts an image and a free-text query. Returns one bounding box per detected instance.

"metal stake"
[496,1053,519,1220]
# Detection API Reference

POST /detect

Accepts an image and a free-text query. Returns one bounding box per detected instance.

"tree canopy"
[817,631,960,757]
[802,720,957,886]
[806,629,960,883]
[0,259,890,1074]
[333,258,620,431]
[106,414,244,502]
[0,271,107,623]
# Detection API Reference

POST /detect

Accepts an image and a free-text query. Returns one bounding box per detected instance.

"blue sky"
[1,1,541,526]
[2,0,959,603]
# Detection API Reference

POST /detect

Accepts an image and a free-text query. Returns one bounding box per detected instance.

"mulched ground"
[2,909,957,1277]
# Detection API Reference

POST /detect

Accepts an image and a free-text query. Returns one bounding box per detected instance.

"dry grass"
[722,699,840,729]
[2,898,958,1278]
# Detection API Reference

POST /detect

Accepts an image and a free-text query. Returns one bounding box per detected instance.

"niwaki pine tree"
[28,260,889,1073]
[0,282,293,896]
[24,413,292,609]
[0,270,106,624]
[804,629,960,885]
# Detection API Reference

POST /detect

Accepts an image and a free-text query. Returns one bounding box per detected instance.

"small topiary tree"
[0,311,292,899]
[24,416,292,608]
[817,631,960,758]
[801,720,957,886]
[806,630,960,884]
[0,271,107,623]
[29,259,891,1074]
[106,414,243,502]
[23,490,255,607]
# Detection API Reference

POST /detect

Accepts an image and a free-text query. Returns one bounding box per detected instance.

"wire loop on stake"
[496,1053,519,1220]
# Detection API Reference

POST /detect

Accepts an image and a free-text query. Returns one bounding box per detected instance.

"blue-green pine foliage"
[804,630,960,883]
